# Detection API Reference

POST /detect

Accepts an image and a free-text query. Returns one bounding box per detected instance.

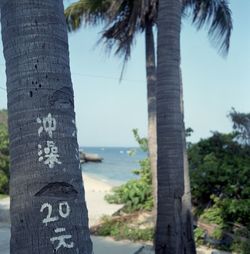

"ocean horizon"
[80,146,147,185]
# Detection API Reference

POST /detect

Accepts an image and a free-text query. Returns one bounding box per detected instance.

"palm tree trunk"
[145,22,157,212]
[180,70,196,254]
[182,151,196,254]
[1,1,92,253]
[155,0,185,253]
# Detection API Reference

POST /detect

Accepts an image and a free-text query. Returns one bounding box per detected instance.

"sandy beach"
[0,173,229,254]
[0,173,123,227]
[82,173,123,226]
[0,173,143,254]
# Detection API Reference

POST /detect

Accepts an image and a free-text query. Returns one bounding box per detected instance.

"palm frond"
[64,0,112,31]
[99,1,140,78]
[65,0,158,78]
[182,0,232,55]
[99,0,157,79]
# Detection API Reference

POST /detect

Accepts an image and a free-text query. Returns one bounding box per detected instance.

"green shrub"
[200,196,224,226]
[0,194,8,200]
[95,216,154,241]
[0,121,9,194]
[231,228,250,254]
[211,227,224,240]
[105,157,153,212]
[105,129,153,213]
[0,171,8,194]
[194,227,205,246]
[189,131,250,227]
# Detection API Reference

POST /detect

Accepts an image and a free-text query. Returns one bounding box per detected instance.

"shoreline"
[82,172,123,227]
[0,174,123,227]
[82,171,124,188]
[0,175,232,254]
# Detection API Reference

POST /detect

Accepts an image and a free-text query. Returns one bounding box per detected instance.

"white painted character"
[59,201,71,218]
[37,113,56,138]
[50,228,74,251]
[75,147,79,161]
[72,119,77,137]
[40,203,59,226]
[40,202,70,226]
[38,141,62,168]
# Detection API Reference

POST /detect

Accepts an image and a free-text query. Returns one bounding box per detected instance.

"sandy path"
[0,173,123,226]
[82,173,123,226]
[0,174,232,253]
[0,174,141,254]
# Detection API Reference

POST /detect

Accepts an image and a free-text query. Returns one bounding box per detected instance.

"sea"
[80,147,147,186]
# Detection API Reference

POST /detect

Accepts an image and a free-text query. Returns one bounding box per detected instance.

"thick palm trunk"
[146,21,196,253]
[155,0,184,253]
[145,22,157,212]
[1,1,92,253]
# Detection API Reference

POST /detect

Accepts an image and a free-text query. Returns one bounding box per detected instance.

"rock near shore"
[80,151,103,163]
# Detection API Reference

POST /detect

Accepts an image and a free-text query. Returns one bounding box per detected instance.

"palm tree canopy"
[65,0,232,60]
[65,0,112,31]
[102,0,157,61]
[183,0,232,55]
[65,0,157,62]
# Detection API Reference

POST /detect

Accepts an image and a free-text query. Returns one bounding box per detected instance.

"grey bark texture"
[0,0,7,8]
[1,0,93,253]
[180,70,196,254]
[155,0,185,253]
[145,22,157,213]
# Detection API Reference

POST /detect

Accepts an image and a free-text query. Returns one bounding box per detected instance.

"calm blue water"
[80,147,147,185]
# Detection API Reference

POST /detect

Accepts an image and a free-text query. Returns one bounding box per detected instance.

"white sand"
[0,175,232,253]
[0,174,123,227]
[82,173,123,226]
[0,175,140,254]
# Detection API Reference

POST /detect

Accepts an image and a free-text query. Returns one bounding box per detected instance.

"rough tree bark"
[0,0,93,253]
[155,0,185,253]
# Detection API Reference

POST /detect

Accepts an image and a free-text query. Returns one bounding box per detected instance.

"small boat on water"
[80,151,103,164]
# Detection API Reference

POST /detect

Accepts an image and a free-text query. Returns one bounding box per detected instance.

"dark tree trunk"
[0,1,93,253]
[180,71,196,254]
[145,19,196,254]
[145,22,157,212]
[182,151,196,254]
[155,0,185,253]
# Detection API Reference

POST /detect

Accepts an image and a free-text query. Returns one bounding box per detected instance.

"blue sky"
[0,0,249,146]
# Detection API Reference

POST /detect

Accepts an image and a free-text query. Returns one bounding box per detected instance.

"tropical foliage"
[189,110,250,252]
[0,110,9,194]
[107,113,250,227]
[105,111,250,251]
[105,157,153,212]
[93,215,154,241]
[189,115,250,226]
[105,129,153,212]
[65,0,232,61]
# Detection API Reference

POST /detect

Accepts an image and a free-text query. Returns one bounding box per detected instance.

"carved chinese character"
[37,113,56,138]
[50,228,74,251]
[38,141,61,168]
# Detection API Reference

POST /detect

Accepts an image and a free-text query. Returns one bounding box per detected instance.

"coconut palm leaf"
[183,0,232,54]
[65,0,157,66]
[99,0,157,76]
[99,0,232,68]
[65,0,112,31]
[65,0,232,58]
